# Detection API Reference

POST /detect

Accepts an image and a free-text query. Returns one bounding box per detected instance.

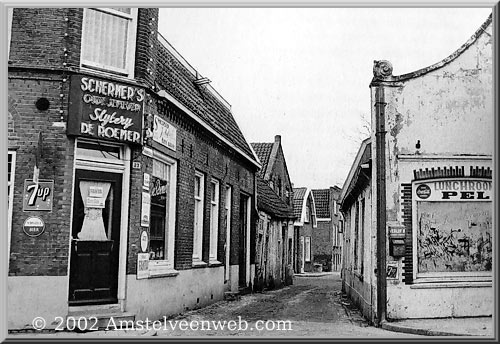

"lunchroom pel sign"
[67,75,145,145]
[414,178,492,202]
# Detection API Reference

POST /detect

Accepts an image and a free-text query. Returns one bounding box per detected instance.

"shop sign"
[23,216,45,237]
[67,75,144,145]
[152,115,176,151]
[142,146,153,157]
[141,192,151,227]
[140,230,149,252]
[137,253,150,280]
[414,179,492,202]
[150,176,168,205]
[23,180,54,211]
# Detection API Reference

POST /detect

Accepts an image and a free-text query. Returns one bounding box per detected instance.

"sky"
[157,7,493,189]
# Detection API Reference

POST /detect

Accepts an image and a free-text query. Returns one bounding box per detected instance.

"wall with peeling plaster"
[370,16,493,319]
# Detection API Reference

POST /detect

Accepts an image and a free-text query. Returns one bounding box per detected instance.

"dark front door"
[69,169,122,305]
[238,195,248,287]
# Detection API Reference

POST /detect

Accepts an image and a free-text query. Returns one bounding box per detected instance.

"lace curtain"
[77,181,111,241]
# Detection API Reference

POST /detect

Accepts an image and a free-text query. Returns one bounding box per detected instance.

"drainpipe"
[374,85,387,327]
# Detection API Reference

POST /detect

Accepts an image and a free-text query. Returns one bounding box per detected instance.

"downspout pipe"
[374,85,387,327]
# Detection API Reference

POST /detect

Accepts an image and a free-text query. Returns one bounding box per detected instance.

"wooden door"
[69,170,122,305]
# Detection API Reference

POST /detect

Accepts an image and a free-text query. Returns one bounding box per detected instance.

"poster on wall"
[416,201,492,274]
[141,192,151,227]
[23,180,54,212]
[137,253,150,280]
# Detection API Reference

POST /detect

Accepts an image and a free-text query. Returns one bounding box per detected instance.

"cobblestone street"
[9,273,420,339]
[146,274,420,338]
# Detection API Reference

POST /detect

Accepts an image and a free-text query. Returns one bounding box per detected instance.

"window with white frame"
[305,205,310,223]
[8,8,13,60]
[209,179,220,263]
[193,171,205,263]
[8,151,16,256]
[305,236,311,262]
[224,185,232,280]
[81,8,138,76]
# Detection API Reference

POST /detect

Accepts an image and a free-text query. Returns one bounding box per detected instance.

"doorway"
[69,169,122,305]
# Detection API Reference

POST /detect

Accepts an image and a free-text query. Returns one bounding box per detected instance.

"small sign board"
[23,216,45,237]
[137,253,150,280]
[86,197,105,208]
[141,192,151,227]
[143,173,150,190]
[153,115,177,151]
[387,261,399,280]
[88,186,104,198]
[23,180,54,212]
[140,230,149,252]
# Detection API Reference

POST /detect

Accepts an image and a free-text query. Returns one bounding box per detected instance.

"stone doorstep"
[224,291,241,301]
[65,307,136,332]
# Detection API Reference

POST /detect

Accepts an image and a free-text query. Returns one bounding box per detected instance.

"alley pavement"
[7,272,494,339]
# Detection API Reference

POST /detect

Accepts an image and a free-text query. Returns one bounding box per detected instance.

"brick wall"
[8,73,75,276]
[8,7,257,281]
[126,94,256,274]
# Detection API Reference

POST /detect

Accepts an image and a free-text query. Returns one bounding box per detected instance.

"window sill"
[410,281,492,289]
[192,260,208,269]
[208,260,223,267]
[411,275,492,289]
[147,269,179,279]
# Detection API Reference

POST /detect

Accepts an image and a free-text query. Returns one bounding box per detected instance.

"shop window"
[193,171,205,263]
[81,8,138,76]
[8,151,16,255]
[209,179,220,263]
[305,236,311,262]
[149,159,170,261]
[414,179,492,280]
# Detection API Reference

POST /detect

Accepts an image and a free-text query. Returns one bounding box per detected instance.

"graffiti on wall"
[417,202,492,273]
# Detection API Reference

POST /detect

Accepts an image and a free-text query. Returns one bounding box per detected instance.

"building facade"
[339,138,375,322]
[251,135,296,290]
[292,188,317,273]
[311,187,343,272]
[7,7,260,330]
[341,14,493,324]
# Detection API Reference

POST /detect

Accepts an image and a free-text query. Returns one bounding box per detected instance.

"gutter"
[374,85,387,327]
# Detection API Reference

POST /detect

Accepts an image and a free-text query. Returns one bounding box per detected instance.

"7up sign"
[23,180,54,212]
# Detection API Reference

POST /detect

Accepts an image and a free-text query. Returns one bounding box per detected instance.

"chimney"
[274,135,281,143]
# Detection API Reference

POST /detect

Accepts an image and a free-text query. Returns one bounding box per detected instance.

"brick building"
[340,14,493,324]
[251,135,296,290]
[311,187,342,272]
[7,7,260,330]
[292,187,317,273]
